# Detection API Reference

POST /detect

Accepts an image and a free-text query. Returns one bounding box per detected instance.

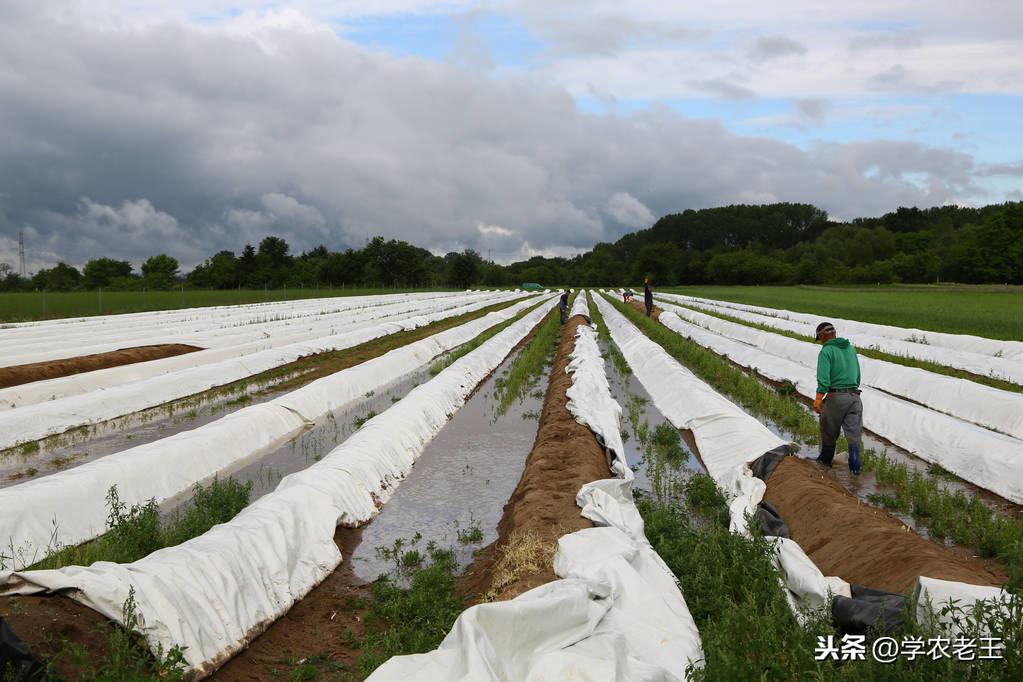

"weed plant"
[607,294,1023,573]
[640,476,1023,680]
[31,477,251,570]
[493,309,559,415]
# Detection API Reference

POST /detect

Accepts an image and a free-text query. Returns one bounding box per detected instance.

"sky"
[0,0,1021,270]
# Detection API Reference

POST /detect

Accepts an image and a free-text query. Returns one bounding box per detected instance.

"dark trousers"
[818,391,863,471]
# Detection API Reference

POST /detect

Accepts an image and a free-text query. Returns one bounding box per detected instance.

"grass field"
[660,284,1023,340]
[0,287,461,322]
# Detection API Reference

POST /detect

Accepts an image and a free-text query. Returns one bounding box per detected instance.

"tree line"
[2,201,1021,291]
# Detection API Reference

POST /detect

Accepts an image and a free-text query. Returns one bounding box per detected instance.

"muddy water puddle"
[596,335,705,505]
[0,371,309,487]
[350,349,546,582]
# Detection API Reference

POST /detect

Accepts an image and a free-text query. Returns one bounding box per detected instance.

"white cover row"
[371,294,704,681]
[677,294,1023,361]
[0,291,513,410]
[652,301,1023,505]
[0,296,546,568]
[666,294,1023,385]
[0,291,527,449]
[656,295,1023,440]
[0,295,557,675]
[593,294,852,613]
[0,291,473,366]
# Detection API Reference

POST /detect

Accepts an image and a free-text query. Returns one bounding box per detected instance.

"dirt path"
[460,314,612,602]
[213,528,372,681]
[0,344,201,389]
[627,298,662,320]
[764,456,1004,593]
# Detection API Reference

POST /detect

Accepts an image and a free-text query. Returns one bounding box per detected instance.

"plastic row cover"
[0,291,527,449]
[0,291,468,367]
[0,297,558,675]
[654,305,1023,505]
[592,295,851,613]
[0,291,466,362]
[0,290,466,342]
[655,297,1023,441]
[676,294,1023,361]
[0,291,521,410]
[661,294,1023,386]
[370,293,703,681]
[0,296,546,569]
[568,291,591,320]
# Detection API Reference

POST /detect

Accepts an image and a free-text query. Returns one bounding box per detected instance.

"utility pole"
[18,227,26,277]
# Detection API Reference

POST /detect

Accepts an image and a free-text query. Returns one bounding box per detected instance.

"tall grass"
[32,477,251,570]
[640,484,1023,680]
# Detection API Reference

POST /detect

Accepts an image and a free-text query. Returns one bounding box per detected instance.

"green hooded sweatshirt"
[816,338,861,394]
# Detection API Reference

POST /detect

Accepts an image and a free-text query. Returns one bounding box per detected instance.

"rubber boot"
[848,444,861,475]
[816,442,835,467]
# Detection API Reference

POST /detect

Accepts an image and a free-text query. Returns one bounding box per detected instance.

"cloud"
[606,192,654,229]
[694,78,758,100]
[0,1,1005,272]
[748,35,807,61]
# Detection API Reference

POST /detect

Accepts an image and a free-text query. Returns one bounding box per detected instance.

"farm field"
[0,287,1020,680]
[661,284,1023,339]
[0,287,461,322]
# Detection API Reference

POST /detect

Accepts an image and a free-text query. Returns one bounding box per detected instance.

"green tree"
[32,262,82,291]
[83,258,133,288]
[141,254,180,290]
[447,250,481,288]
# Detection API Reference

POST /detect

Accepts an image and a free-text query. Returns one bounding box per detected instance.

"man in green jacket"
[813,322,863,474]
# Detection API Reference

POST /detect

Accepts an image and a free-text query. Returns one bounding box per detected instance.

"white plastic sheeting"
[675,294,1023,361]
[0,296,547,568]
[0,291,521,411]
[0,291,527,449]
[370,292,704,681]
[653,304,1023,504]
[660,294,1023,386]
[0,296,557,676]
[915,576,1011,636]
[655,299,1023,440]
[592,295,851,612]
[569,291,591,320]
[0,292,466,364]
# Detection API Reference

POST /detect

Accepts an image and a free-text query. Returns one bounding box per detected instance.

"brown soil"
[460,314,613,602]
[213,528,372,681]
[628,298,661,321]
[0,344,202,389]
[764,456,1005,593]
[0,595,118,679]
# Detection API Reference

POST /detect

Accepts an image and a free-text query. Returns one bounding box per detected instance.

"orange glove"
[813,393,825,414]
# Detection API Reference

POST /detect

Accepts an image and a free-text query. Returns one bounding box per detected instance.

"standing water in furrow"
[352,338,552,580]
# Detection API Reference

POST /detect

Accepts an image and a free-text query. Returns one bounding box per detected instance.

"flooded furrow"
[350,347,548,582]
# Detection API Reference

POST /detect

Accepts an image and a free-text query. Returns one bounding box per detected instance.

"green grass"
[353,542,465,678]
[639,484,1023,681]
[29,478,252,570]
[0,287,467,322]
[493,308,560,415]
[603,294,1023,574]
[660,285,1023,340]
[668,298,1023,393]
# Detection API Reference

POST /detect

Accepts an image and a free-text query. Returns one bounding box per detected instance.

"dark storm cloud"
[0,2,992,270]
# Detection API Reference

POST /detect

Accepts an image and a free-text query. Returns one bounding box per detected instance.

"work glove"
[813,393,825,414]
